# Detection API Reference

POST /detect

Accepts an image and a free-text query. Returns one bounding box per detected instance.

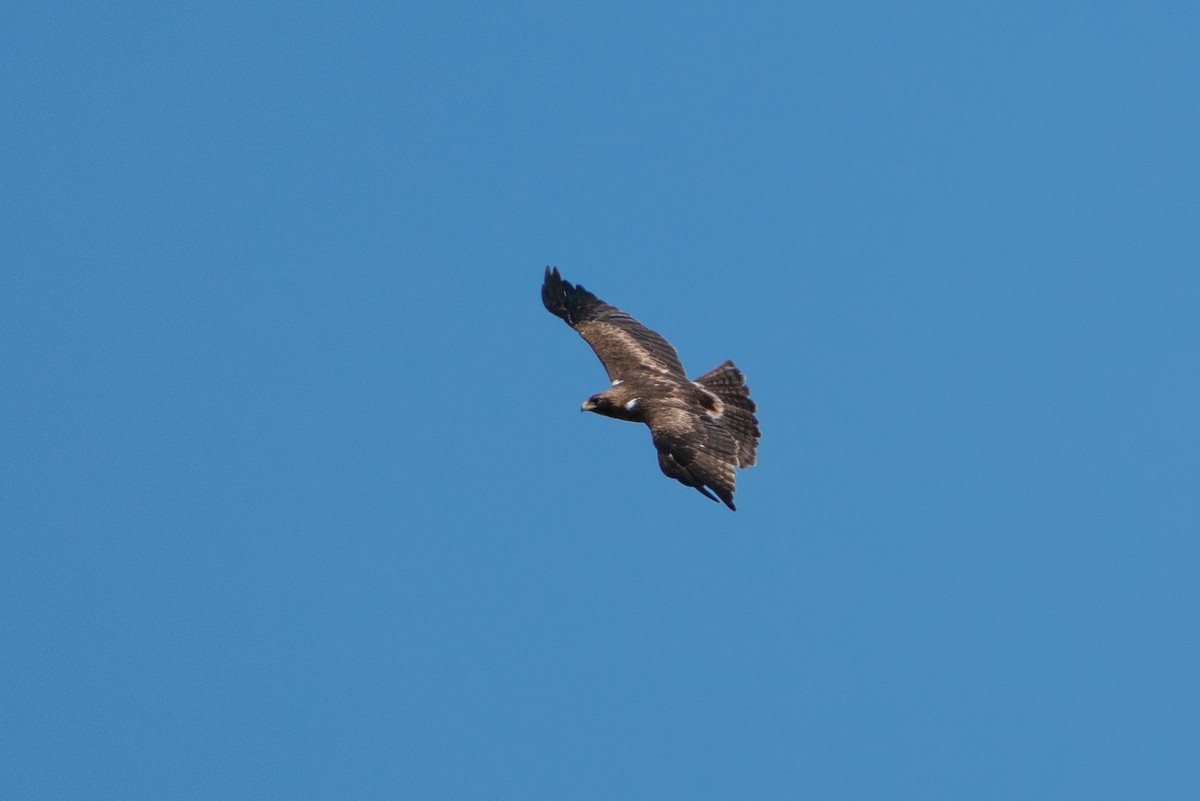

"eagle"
[541,266,760,510]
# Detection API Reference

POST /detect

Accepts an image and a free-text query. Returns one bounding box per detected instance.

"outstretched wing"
[542,266,686,382]
[647,405,742,511]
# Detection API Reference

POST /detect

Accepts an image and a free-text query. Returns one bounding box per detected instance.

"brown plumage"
[541,266,760,510]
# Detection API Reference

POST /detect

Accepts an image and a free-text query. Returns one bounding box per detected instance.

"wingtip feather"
[542,265,569,321]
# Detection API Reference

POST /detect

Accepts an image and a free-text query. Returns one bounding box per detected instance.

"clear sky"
[3,2,1198,799]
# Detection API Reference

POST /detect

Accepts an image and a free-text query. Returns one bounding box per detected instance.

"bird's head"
[581,394,609,414]
[582,389,642,421]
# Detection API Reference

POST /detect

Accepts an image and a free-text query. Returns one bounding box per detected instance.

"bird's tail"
[693,360,760,467]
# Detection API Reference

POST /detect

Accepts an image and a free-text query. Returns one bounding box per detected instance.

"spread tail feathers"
[693,360,761,467]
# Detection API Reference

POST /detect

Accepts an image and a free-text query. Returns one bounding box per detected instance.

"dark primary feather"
[542,266,760,510]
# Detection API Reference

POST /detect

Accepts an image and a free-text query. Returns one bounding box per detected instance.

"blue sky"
[3,2,1198,798]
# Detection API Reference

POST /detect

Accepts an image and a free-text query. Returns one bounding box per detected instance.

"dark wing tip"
[698,481,736,510]
[657,440,740,511]
[542,265,601,325]
[715,486,737,511]
[542,265,569,321]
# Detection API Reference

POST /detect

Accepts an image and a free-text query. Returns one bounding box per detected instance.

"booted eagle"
[541,266,760,510]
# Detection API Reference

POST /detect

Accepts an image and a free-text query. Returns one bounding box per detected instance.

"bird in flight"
[541,267,760,510]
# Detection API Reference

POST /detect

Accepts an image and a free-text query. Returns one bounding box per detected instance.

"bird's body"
[541,267,760,510]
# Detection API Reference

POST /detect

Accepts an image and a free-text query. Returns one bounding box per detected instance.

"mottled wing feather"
[542,266,686,382]
[647,405,741,511]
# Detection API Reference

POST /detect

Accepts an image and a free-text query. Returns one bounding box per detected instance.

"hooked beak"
[581,398,596,412]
